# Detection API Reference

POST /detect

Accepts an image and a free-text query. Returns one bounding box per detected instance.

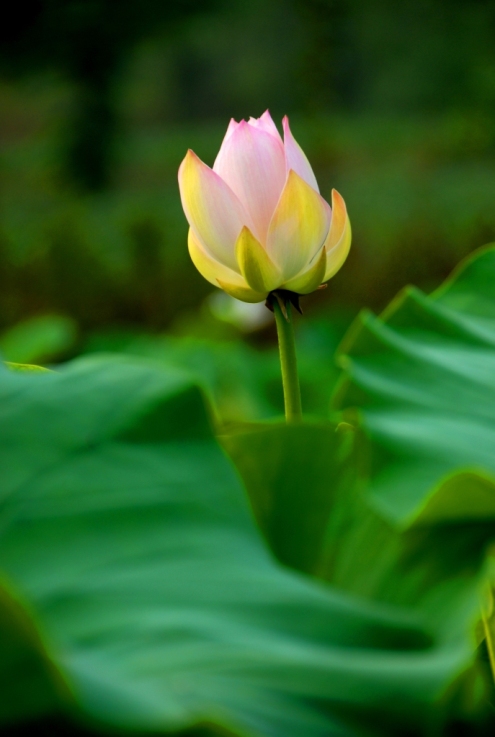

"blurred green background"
[1,0,495,418]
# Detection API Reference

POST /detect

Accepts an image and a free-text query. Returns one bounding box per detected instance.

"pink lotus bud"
[178,111,351,303]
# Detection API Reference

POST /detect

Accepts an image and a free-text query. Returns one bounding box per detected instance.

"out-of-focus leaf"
[0,314,77,364]
[5,361,51,372]
[0,583,62,725]
[0,356,482,737]
[84,332,280,422]
[82,323,343,424]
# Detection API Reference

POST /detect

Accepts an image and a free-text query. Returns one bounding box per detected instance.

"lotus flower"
[178,111,351,303]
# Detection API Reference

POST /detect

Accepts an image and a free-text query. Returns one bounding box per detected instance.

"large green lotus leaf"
[334,244,495,526]
[0,356,469,737]
[220,420,362,575]
[220,243,495,727]
[327,245,495,663]
[220,418,495,729]
[220,418,492,637]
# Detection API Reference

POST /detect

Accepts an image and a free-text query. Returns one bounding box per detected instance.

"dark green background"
[1,0,494,353]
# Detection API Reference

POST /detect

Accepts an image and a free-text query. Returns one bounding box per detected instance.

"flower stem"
[272,297,302,423]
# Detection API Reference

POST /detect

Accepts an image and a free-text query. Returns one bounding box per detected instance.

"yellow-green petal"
[179,150,251,271]
[282,245,327,295]
[217,279,267,303]
[323,189,352,282]
[266,170,331,281]
[236,226,281,293]
[188,228,247,288]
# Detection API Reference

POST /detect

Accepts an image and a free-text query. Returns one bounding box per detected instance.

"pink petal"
[282,116,319,192]
[178,150,252,271]
[248,110,283,143]
[213,120,286,244]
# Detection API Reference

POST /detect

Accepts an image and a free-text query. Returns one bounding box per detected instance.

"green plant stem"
[273,298,302,423]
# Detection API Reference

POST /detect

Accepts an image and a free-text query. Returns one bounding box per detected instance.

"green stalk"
[272,297,302,423]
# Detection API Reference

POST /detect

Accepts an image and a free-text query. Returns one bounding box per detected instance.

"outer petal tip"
[236,226,281,293]
[326,189,349,248]
[248,110,282,142]
[178,149,201,180]
[323,189,351,282]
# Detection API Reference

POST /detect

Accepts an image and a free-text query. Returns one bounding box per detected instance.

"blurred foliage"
[0,314,76,363]
[80,313,344,423]
[0,0,220,189]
